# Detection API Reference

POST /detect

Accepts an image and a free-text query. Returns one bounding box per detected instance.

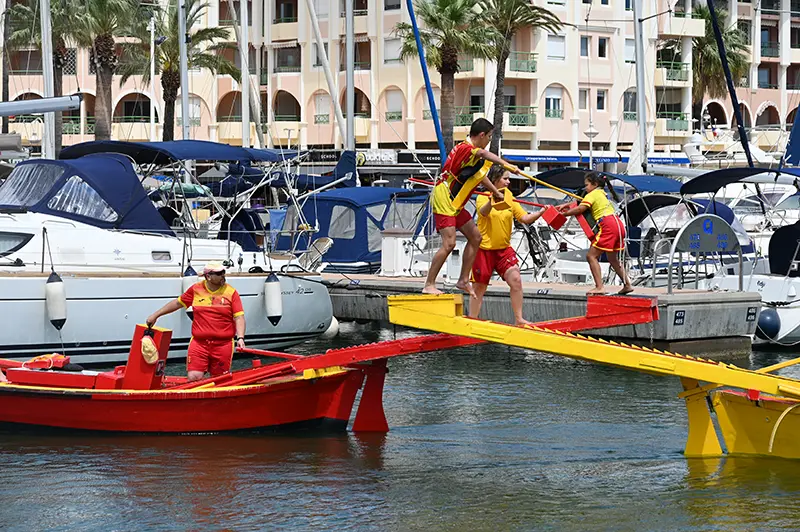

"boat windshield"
[0,163,64,207]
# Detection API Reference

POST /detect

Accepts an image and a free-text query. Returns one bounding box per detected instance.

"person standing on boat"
[470,166,544,325]
[146,261,246,381]
[423,118,521,297]
[559,172,633,295]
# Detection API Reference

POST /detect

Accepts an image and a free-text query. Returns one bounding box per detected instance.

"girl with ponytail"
[560,171,633,295]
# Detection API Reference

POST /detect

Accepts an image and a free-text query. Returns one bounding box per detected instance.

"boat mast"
[345,0,354,151]
[225,0,265,148]
[240,0,250,147]
[705,0,753,168]
[304,0,346,141]
[406,0,446,165]
[40,0,55,158]
[178,0,191,142]
[631,0,648,174]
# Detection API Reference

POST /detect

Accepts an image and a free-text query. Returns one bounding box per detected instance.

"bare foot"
[515,319,533,327]
[422,285,443,295]
[586,287,606,295]
[617,285,634,295]
[455,280,477,298]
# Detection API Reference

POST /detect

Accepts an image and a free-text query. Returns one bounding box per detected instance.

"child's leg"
[469,283,489,318]
[423,225,457,294]
[586,246,605,294]
[502,266,530,325]
[606,251,633,294]
[457,220,482,297]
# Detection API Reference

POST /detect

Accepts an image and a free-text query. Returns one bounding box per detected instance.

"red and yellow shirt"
[179,281,244,340]
[431,138,492,216]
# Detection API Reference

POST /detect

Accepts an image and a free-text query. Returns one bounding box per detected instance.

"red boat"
[0,324,481,433]
[0,295,658,434]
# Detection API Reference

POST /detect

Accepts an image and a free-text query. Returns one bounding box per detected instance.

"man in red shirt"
[146,261,246,381]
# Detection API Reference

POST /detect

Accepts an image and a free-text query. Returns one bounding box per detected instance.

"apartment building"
[5,0,703,170]
[700,0,800,158]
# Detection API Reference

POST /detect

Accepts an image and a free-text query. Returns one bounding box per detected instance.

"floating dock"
[322,274,761,359]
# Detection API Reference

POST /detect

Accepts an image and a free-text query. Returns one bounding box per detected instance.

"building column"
[528,132,538,173]
[299,45,306,149]
[299,121,308,149]
[484,60,497,118]
[727,0,737,26]
[209,123,219,142]
[407,117,416,150]
[681,36,693,129]
[265,45,273,147]
[332,37,342,150]
[751,6,761,94]
[780,64,788,128]
[79,99,87,139]
[370,37,379,149]
[570,117,579,152]
[609,118,619,173]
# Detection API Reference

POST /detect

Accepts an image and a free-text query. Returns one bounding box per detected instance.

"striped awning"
[271,40,299,49]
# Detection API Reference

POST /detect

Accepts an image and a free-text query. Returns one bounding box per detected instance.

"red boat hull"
[0,369,364,433]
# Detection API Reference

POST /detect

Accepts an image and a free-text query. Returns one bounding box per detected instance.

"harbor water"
[2,323,800,531]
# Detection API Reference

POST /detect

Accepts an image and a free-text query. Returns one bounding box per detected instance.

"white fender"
[264,273,282,326]
[321,316,339,339]
[45,271,67,330]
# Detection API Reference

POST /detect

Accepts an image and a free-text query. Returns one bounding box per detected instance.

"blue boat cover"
[274,187,429,264]
[60,140,300,165]
[270,151,358,190]
[1,154,172,234]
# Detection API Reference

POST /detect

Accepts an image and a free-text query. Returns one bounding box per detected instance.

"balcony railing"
[314,113,330,124]
[423,109,433,120]
[507,106,537,127]
[762,0,780,14]
[219,18,235,26]
[219,115,241,122]
[339,9,368,16]
[9,114,40,123]
[762,41,779,57]
[544,108,563,119]
[455,106,480,126]
[657,112,689,131]
[342,112,370,118]
[793,0,800,15]
[273,16,298,23]
[113,115,149,123]
[672,10,692,18]
[509,52,537,73]
[9,68,43,75]
[758,80,778,89]
[788,82,800,90]
[260,69,269,85]
[274,64,301,73]
[274,114,300,121]
[623,111,637,121]
[62,118,80,134]
[179,117,201,126]
[656,61,690,81]
[385,111,403,122]
[340,61,371,70]
[457,56,474,71]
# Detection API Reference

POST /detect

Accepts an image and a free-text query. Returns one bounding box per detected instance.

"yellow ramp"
[388,294,800,399]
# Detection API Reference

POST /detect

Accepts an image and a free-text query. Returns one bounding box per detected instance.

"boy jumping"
[423,118,521,296]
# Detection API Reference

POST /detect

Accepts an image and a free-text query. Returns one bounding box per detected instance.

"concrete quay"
[322,274,761,360]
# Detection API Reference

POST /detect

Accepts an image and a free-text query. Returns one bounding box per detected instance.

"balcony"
[506,106,537,127]
[273,15,297,23]
[112,116,150,140]
[385,111,403,122]
[508,52,537,73]
[762,0,780,15]
[655,61,690,84]
[260,69,269,86]
[623,111,637,121]
[657,112,689,131]
[8,68,43,75]
[314,113,330,124]
[62,118,80,135]
[455,106,481,127]
[274,114,301,121]
[544,108,563,119]
[458,56,474,72]
[762,41,780,58]
[758,80,778,89]
[423,110,433,120]
[340,61,371,71]
[9,116,43,144]
[659,10,704,38]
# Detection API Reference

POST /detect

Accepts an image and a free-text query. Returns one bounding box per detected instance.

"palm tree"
[663,4,748,126]
[2,0,13,134]
[478,0,561,154]
[394,0,493,154]
[117,0,239,141]
[72,0,138,141]
[7,0,83,155]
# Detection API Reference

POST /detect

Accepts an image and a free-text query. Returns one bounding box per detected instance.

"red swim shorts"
[187,337,235,376]
[434,209,473,231]
[471,246,519,285]
[592,215,626,252]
